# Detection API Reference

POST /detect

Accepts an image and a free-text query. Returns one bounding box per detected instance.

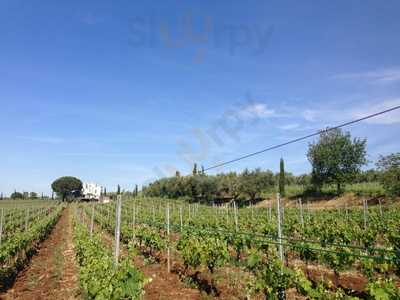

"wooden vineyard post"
[80,207,83,223]
[298,198,304,228]
[166,203,171,273]
[251,202,254,221]
[378,199,383,218]
[136,204,140,224]
[180,206,183,232]
[90,202,95,238]
[276,193,286,300]
[25,207,29,231]
[0,208,3,246]
[268,202,272,220]
[276,193,284,262]
[233,201,238,232]
[114,195,122,266]
[363,199,368,230]
[132,203,136,227]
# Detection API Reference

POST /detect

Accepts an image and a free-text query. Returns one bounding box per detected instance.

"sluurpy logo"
[128,11,274,63]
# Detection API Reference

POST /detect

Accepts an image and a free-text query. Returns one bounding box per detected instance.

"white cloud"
[350,99,400,125]
[335,67,400,84]
[301,109,318,122]
[238,103,276,119]
[298,99,400,126]
[278,123,299,130]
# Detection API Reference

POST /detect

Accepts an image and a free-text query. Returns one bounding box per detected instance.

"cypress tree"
[117,184,121,195]
[193,163,198,175]
[279,158,285,197]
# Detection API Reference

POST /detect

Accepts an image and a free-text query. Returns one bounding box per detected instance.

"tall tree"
[51,176,83,201]
[307,128,367,193]
[279,158,285,197]
[11,191,23,199]
[134,184,138,197]
[377,153,400,196]
[117,184,121,195]
[192,163,198,175]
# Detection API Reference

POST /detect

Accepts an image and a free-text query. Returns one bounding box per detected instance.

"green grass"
[0,199,57,208]
[261,182,385,199]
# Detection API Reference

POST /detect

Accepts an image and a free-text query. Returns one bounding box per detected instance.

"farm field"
[77,196,400,299]
[1,195,400,299]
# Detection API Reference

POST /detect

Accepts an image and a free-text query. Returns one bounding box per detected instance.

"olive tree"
[307,128,367,193]
[377,153,400,197]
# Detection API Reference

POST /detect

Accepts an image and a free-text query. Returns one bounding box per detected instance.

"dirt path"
[0,208,80,300]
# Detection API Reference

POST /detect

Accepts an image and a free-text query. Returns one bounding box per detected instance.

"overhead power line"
[204,105,400,172]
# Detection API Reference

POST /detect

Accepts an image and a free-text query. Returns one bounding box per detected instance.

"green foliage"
[366,278,400,300]
[192,163,198,176]
[134,225,165,256]
[377,153,400,197]
[10,191,24,199]
[307,128,367,193]
[51,176,82,201]
[245,250,294,299]
[177,231,229,273]
[144,168,275,202]
[0,207,62,264]
[74,221,146,299]
[239,168,275,201]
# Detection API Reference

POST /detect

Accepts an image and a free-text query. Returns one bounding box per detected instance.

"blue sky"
[1,1,400,195]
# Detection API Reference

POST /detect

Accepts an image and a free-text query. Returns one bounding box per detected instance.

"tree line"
[143,129,400,202]
[6,191,49,200]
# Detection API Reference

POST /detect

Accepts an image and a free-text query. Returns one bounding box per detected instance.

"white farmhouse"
[82,182,103,200]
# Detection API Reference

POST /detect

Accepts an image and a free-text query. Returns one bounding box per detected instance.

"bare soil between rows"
[0,208,80,300]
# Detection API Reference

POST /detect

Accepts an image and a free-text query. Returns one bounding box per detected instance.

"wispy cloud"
[301,109,319,122]
[350,99,400,125]
[278,123,300,130]
[295,99,400,126]
[238,103,276,120]
[334,67,400,84]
